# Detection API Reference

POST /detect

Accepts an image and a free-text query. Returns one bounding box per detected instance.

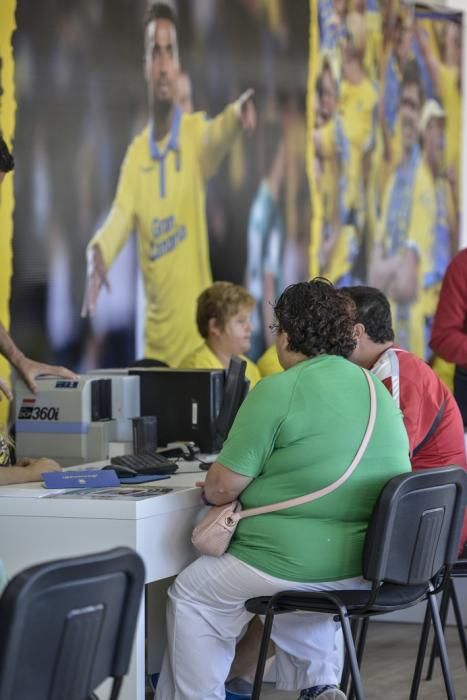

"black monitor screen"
[129,367,225,452]
[214,357,249,451]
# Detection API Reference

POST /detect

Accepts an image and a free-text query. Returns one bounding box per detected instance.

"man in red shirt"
[344,285,465,467]
[344,285,466,549]
[430,248,467,426]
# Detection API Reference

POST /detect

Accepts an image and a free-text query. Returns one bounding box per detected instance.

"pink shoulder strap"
[238,367,377,520]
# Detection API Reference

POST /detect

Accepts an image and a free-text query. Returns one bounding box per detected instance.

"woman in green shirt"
[155,279,411,700]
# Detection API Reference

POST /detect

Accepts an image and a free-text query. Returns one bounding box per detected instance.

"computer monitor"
[129,360,249,453]
[129,367,225,452]
[213,357,249,451]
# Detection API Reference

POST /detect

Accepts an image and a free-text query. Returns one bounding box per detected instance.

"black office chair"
[245,467,467,700]
[0,546,145,700]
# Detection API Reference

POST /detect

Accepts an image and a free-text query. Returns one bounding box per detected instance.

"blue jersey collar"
[149,105,182,161]
[148,106,182,198]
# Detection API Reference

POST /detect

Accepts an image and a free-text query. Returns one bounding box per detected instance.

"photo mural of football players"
[420,99,457,348]
[81,3,256,367]
[368,59,436,359]
[381,7,414,176]
[415,16,462,211]
[313,58,341,278]
[310,0,462,362]
[245,119,286,360]
[314,11,378,286]
[8,0,463,369]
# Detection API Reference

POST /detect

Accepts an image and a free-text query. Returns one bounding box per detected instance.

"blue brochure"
[42,469,120,489]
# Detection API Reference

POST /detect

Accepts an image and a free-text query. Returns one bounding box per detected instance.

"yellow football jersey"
[338,78,379,214]
[88,105,241,366]
[178,342,261,389]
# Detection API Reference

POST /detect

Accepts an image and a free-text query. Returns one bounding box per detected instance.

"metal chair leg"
[428,592,456,699]
[109,677,123,700]
[426,579,451,680]
[340,618,360,694]
[340,613,365,700]
[449,579,467,668]
[410,599,432,700]
[251,609,275,700]
[348,618,370,700]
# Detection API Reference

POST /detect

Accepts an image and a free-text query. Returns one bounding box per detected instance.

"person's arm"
[0,323,77,395]
[199,89,256,181]
[81,143,137,317]
[388,167,436,303]
[0,458,61,486]
[415,21,440,88]
[430,251,467,365]
[202,462,253,505]
[368,179,399,292]
[368,241,401,292]
[81,243,111,317]
[201,374,288,503]
[386,246,418,303]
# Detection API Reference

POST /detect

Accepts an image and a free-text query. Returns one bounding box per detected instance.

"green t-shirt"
[218,355,411,582]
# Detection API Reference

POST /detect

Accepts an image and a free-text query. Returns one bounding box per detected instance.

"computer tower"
[129,368,225,452]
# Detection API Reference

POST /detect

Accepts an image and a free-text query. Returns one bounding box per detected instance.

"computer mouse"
[102,464,138,478]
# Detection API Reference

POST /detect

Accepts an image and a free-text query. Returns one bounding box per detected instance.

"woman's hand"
[19,458,62,481]
[15,355,78,394]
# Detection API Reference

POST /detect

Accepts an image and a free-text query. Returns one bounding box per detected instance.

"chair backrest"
[0,547,145,700]
[363,467,467,586]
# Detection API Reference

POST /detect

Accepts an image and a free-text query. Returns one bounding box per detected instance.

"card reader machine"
[15,374,140,467]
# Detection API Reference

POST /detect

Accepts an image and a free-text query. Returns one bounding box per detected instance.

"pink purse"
[191,368,377,557]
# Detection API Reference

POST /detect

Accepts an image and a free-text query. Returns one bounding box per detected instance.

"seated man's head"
[197,282,255,362]
[341,286,395,368]
[273,278,357,369]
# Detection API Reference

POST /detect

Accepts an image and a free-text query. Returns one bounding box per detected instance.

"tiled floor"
[146,621,466,699]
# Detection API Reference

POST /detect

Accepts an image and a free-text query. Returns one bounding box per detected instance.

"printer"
[15,374,140,467]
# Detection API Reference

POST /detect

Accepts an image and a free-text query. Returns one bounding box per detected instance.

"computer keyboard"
[110,450,178,475]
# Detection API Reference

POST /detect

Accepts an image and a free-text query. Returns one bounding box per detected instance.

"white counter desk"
[0,465,205,700]
[1,463,466,698]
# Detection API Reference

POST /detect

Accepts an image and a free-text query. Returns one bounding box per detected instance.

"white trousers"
[155,553,369,700]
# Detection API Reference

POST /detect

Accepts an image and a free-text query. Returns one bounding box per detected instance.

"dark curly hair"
[273,278,357,358]
[341,286,394,343]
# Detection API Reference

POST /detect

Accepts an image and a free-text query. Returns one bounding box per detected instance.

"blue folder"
[42,469,120,489]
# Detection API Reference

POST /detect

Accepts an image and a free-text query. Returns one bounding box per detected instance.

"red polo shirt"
[372,346,467,550]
